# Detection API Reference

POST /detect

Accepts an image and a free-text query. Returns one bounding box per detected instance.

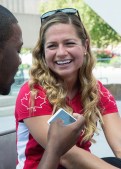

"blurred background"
[0,0,121,158]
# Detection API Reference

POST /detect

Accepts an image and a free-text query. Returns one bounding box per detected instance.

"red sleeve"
[15,82,53,121]
[98,81,118,115]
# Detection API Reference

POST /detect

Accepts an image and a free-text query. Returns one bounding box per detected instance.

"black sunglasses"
[41,8,81,23]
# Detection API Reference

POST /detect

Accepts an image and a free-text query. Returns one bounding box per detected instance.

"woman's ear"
[84,39,89,52]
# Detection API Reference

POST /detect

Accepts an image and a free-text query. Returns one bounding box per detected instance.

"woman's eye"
[47,44,57,49]
[66,42,75,46]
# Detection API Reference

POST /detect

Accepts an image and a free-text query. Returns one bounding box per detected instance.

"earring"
[84,52,87,56]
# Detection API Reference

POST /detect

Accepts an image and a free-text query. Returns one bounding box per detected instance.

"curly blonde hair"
[29,12,103,143]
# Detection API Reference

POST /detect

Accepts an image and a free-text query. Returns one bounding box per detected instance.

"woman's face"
[44,23,87,80]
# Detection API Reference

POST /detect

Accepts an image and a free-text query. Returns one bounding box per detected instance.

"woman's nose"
[56,45,68,56]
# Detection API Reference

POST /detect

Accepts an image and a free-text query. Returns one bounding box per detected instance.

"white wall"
[14,13,41,49]
[0,0,41,14]
[0,0,42,48]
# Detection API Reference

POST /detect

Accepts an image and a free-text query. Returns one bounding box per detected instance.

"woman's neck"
[64,77,79,100]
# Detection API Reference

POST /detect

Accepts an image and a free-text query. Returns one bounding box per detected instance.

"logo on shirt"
[99,89,116,106]
[21,91,46,112]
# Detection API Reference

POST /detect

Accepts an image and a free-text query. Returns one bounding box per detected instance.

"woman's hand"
[47,114,85,156]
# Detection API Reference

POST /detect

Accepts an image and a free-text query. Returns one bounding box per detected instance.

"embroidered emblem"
[98,84,116,112]
[99,89,116,106]
[21,91,46,112]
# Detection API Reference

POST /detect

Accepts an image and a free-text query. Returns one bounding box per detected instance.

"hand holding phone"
[47,108,76,125]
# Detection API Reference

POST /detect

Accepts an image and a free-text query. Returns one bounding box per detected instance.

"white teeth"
[56,60,71,65]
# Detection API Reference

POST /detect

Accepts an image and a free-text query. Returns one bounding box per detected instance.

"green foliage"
[21,48,31,54]
[92,49,112,63]
[39,0,83,14]
[82,3,121,47]
[97,54,111,63]
[39,0,121,48]
[19,64,30,69]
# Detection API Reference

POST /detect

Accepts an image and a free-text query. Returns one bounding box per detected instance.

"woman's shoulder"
[97,80,118,114]
[97,80,113,100]
[97,80,109,93]
[20,81,29,89]
[16,81,46,101]
[19,81,45,93]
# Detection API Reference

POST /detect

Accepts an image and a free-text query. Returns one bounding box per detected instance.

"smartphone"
[47,108,76,125]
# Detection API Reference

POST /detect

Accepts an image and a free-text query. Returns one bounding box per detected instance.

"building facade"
[0,0,42,14]
[0,0,42,48]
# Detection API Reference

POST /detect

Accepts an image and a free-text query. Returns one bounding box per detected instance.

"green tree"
[82,3,121,47]
[39,0,121,48]
[39,0,80,14]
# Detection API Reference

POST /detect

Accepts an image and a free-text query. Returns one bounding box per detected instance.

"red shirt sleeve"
[15,82,53,121]
[98,81,118,115]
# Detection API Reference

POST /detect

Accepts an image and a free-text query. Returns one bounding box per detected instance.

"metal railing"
[0,128,16,136]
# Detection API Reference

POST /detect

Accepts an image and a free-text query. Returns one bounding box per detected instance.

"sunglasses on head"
[41,8,81,23]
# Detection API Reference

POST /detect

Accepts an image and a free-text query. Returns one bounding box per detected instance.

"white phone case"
[47,108,76,125]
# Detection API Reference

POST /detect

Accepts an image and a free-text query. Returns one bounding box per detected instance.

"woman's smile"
[55,59,72,65]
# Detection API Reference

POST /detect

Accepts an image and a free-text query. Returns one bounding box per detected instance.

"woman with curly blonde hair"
[15,8,121,169]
